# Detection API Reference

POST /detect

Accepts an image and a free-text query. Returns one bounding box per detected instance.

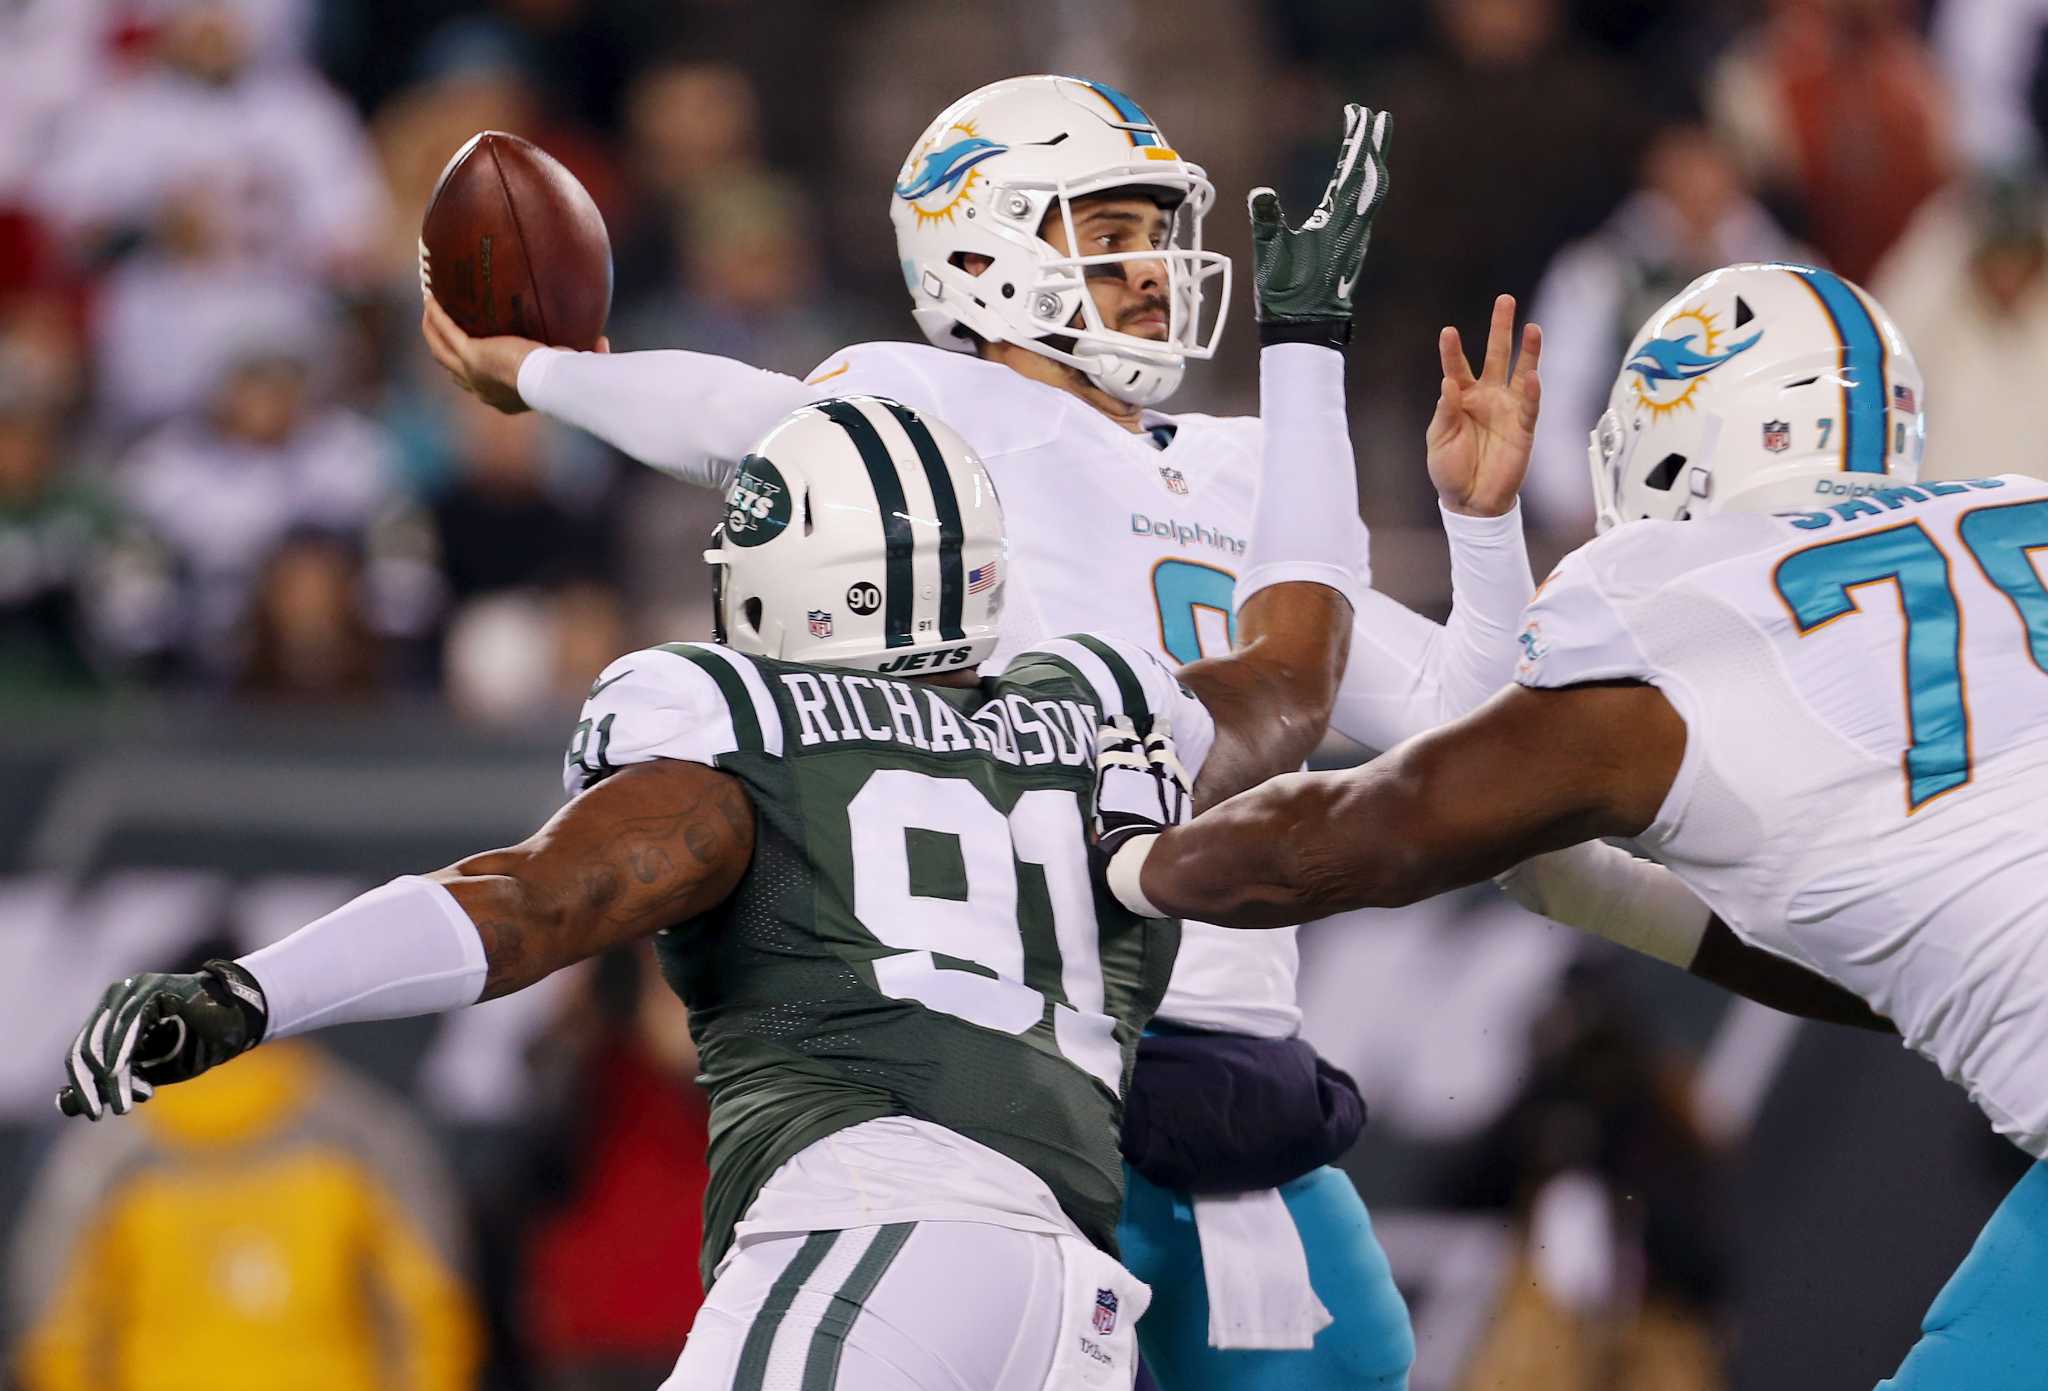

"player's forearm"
[1433,500,1535,714]
[517,346,815,488]
[1137,767,1442,926]
[1179,580,1352,809]
[1234,342,1368,613]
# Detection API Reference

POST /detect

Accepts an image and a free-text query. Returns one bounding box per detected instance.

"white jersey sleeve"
[1013,633,1217,795]
[562,643,784,795]
[1511,537,1662,691]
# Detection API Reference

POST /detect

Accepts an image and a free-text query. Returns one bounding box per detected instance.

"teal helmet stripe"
[1790,266,1888,473]
[814,399,915,648]
[1075,77,1160,146]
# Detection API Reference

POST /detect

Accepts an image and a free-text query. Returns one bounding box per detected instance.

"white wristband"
[1106,834,1165,918]
[238,876,489,1039]
[1496,841,1711,968]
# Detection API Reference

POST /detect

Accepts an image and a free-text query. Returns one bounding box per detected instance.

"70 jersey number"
[1774,496,2048,810]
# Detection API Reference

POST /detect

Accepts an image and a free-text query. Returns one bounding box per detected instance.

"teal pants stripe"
[802,1223,916,1390]
[1118,1163,1414,1390]
[1879,1158,2048,1391]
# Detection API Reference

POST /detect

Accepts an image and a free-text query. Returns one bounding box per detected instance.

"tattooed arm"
[434,760,756,998]
[54,759,755,1121]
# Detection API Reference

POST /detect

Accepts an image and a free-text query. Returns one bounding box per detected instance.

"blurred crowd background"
[2,1,2044,1389]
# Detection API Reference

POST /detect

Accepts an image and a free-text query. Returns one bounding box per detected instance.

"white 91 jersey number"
[846,770,1123,1094]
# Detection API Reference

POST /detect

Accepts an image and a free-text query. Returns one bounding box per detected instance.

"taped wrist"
[238,876,489,1039]
[1105,834,1165,918]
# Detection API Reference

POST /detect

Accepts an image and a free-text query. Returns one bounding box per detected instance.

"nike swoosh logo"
[1337,272,1357,301]
[588,669,633,700]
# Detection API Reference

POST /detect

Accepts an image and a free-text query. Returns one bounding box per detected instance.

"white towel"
[1191,1186,1334,1350]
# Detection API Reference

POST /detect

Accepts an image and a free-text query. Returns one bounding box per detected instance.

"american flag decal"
[1893,383,1917,415]
[968,559,998,594]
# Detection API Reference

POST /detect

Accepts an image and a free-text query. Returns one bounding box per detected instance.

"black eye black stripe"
[879,400,965,641]
[815,399,914,648]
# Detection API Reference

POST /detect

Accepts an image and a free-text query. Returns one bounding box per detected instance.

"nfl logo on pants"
[1093,1287,1119,1335]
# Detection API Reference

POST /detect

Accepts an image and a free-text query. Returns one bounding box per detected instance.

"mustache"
[1117,296,1171,328]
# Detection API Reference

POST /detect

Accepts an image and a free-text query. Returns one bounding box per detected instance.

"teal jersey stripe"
[733,1230,840,1391]
[659,643,765,752]
[816,400,916,648]
[1792,267,1888,474]
[800,1223,916,1389]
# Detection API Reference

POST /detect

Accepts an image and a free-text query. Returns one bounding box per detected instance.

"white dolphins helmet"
[890,74,1231,408]
[706,395,1005,675]
[1590,262,1927,529]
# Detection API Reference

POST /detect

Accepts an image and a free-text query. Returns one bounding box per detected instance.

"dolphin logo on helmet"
[894,137,1010,202]
[1626,328,1763,388]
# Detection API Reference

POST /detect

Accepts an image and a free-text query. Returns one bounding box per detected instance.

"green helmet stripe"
[879,400,965,641]
[815,399,915,648]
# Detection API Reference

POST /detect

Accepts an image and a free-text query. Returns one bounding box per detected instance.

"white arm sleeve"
[238,876,488,1038]
[1495,841,1712,968]
[517,347,818,490]
[1326,503,1534,751]
[1233,342,1367,612]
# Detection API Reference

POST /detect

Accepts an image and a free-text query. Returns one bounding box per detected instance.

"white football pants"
[663,1220,1148,1391]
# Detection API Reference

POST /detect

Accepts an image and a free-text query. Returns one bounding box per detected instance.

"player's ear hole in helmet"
[705,396,1007,675]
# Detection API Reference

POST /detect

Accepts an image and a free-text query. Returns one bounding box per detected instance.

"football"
[419,131,612,349]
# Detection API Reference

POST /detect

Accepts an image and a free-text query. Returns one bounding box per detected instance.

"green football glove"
[58,960,268,1121]
[1249,103,1392,346]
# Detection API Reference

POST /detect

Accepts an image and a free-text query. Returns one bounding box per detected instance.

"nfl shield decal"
[1762,419,1791,454]
[807,609,834,638]
[1160,466,1189,496]
[1093,1287,1118,1335]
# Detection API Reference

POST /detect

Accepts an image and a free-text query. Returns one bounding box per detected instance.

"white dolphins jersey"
[801,342,1374,1035]
[1517,474,2048,1155]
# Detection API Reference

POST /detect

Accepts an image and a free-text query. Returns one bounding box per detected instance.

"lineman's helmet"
[1591,262,1927,529]
[890,74,1230,408]
[706,395,1005,674]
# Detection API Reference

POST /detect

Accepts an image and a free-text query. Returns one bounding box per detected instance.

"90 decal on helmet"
[1590,262,1927,529]
[708,396,1007,675]
[891,74,1231,408]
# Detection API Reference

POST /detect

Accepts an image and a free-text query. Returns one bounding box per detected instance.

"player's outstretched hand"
[57,962,268,1121]
[1426,293,1541,518]
[421,294,609,415]
[1247,103,1390,345]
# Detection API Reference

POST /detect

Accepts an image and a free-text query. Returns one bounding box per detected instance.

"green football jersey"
[563,634,1214,1282]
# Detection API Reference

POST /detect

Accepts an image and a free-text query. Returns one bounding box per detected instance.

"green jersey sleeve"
[1011,633,1218,786]
[563,642,786,794]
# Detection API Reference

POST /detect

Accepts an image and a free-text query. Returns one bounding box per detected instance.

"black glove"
[1249,103,1392,348]
[58,960,268,1120]
[1092,713,1193,856]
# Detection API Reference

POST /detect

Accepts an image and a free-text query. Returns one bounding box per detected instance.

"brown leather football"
[419,131,611,349]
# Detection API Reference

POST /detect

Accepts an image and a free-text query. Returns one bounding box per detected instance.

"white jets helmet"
[891,74,1231,408]
[1590,262,1927,529]
[706,395,1005,676]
